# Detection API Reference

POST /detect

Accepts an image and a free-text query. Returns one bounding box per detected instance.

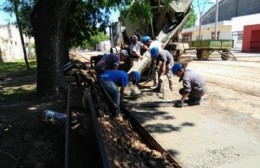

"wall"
[0,24,33,62]
[242,24,260,52]
[182,22,232,41]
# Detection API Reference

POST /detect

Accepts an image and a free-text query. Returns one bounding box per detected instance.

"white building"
[182,13,260,51]
[0,24,34,62]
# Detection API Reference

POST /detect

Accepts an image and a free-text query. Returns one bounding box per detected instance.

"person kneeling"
[172,63,207,108]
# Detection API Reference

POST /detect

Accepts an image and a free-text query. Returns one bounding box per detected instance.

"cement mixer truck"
[110,0,194,73]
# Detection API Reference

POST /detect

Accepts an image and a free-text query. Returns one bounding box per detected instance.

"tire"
[201,50,209,60]
[196,50,202,60]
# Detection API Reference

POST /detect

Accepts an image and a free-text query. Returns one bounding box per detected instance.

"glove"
[174,100,183,108]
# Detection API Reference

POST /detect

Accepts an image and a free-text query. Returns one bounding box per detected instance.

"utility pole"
[214,0,219,39]
[197,0,202,40]
[197,0,212,40]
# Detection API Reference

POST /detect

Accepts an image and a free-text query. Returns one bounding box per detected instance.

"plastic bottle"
[43,110,67,121]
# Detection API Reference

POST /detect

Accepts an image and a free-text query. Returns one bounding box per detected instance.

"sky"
[0,0,15,24]
[0,0,215,25]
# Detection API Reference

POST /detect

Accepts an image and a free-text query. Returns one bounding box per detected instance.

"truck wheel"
[196,50,202,60]
[201,50,209,60]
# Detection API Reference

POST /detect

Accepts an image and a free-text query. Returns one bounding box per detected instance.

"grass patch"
[0,59,37,76]
[0,85,37,102]
[0,59,37,103]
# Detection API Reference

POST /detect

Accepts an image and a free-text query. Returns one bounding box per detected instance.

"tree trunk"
[31,0,72,98]
[14,3,30,70]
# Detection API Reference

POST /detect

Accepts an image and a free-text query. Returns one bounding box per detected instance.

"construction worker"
[100,70,141,117]
[149,46,174,91]
[129,35,149,66]
[172,63,207,107]
[95,49,129,75]
[141,36,165,49]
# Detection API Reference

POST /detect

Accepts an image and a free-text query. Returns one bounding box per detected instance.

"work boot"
[187,97,201,106]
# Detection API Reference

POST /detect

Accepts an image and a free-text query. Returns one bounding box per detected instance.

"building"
[0,24,34,62]
[182,0,260,52]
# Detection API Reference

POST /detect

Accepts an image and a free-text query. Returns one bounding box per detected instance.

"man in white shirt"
[130,35,149,67]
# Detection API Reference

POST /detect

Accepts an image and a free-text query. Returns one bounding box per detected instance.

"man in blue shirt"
[100,70,141,117]
[95,49,129,74]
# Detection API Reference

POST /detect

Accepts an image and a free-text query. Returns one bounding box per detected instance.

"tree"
[2,0,30,70]
[31,0,130,97]
[183,8,197,28]
[31,0,72,97]
[2,0,130,97]
[82,32,109,51]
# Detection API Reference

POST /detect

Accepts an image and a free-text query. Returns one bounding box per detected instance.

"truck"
[189,39,237,60]
[110,0,194,73]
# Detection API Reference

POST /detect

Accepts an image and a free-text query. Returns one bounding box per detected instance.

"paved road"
[126,54,260,168]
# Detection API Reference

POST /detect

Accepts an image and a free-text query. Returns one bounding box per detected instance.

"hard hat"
[172,63,183,74]
[142,36,150,44]
[150,47,159,59]
[131,71,141,84]
[121,49,129,57]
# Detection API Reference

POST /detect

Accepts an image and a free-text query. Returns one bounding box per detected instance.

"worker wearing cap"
[129,35,149,67]
[95,49,129,75]
[100,70,141,117]
[172,63,207,107]
[142,36,165,88]
[149,46,174,91]
[141,36,165,50]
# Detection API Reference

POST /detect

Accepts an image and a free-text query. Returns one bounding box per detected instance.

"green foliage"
[125,0,152,27]
[165,0,173,12]
[1,0,131,47]
[0,59,37,76]
[2,0,35,36]
[82,32,109,50]
[183,8,197,28]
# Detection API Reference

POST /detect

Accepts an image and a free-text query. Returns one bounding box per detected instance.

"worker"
[95,49,129,75]
[149,46,174,91]
[172,63,207,107]
[129,35,149,66]
[100,70,141,117]
[141,36,165,50]
[142,36,166,88]
[90,54,103,68]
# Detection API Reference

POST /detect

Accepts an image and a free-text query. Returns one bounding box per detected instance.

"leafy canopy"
[183,8,197,28]
[1,0,132,47]
[82,31,109,50]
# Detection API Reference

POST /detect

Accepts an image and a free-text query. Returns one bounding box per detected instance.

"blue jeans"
[100,78,120,114]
